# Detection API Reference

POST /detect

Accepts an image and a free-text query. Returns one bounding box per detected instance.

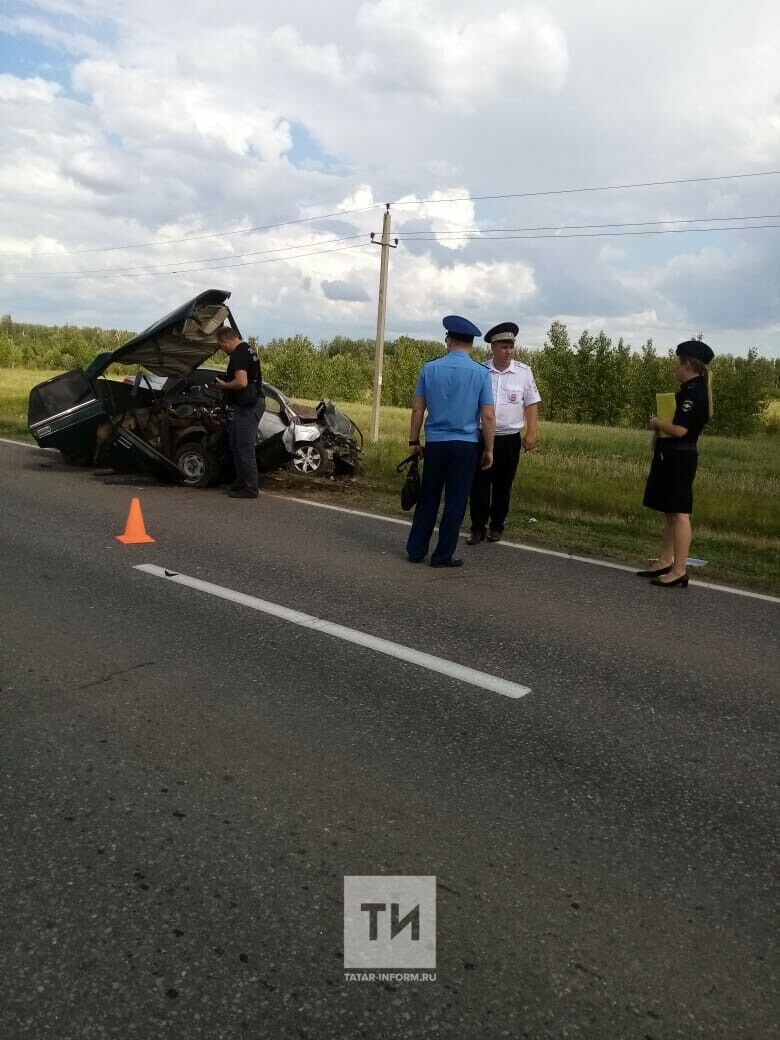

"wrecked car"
[175,369,363,480]
[27,289,362,487]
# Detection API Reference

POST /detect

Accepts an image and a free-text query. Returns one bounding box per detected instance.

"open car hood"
[96,290,237,378]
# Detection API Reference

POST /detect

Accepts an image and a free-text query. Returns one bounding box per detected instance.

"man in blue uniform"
[406,316,495,568]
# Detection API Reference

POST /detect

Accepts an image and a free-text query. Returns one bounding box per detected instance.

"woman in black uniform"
[638,339,714,588]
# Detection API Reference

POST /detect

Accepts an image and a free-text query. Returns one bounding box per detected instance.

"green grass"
[0,368,61,439]
[0,367,131,439]
[316,399,780,593]
[4,368,779,592]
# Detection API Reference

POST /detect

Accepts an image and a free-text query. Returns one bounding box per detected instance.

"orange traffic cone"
[116,497,155,544]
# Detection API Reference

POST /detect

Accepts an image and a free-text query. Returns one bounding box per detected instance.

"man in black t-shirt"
[215,327,264,499]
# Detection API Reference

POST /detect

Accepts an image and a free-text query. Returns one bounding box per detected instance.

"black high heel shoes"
[650,574,689,588]
[636,565,672,578]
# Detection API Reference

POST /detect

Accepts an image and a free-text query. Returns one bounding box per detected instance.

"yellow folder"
[656,392,676,438]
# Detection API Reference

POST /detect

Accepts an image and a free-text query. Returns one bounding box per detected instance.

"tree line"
[2,313,777,436]
[252,327,778,436]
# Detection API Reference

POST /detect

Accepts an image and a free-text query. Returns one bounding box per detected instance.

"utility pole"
[370,205,397,443]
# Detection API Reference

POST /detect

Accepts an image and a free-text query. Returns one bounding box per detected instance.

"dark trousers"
[469,432,522,534]
[229,401,263,493]
[406,441,480,563]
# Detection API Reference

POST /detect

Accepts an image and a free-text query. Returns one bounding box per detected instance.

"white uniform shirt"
[487,359,542,435]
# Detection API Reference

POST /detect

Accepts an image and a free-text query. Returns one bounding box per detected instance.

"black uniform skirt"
[643,441,698,514]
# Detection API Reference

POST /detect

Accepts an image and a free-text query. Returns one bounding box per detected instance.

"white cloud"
[72,59,292,159]
[598,245,626,263]
[269,25,355,85]
[61,148,125,192]
[333,185,376,214]
[392,189,478,250]
[618,238,780,329]
[0,233,68,257]
[0,1,778,355]
[0,72,60,102]
[390,254,537,323]
[356,0,568,105]
[0,13,102,57]
[321,278,371,302]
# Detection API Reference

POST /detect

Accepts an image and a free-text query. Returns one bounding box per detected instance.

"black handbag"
[397,454,421,511]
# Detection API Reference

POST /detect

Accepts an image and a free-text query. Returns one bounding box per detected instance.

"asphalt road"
[1,442,778,1040]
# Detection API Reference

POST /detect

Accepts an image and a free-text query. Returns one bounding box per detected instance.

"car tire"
[175,444,219,488]
[292,440,326,476]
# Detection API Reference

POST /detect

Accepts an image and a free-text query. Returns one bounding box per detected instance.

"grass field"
[3,367,779,592]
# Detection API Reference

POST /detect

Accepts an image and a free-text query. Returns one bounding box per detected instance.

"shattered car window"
[28,371,95,426]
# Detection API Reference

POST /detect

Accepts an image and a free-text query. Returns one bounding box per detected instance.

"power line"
[15,241,373,280]
[15,221,778,282]
[391,169,780,206]
[395,213,780,237]
[0,204,380,258]
[396,223,780,243]
[13,234,367,278]
[173,240,371,273]
[6,168,779,260]
[13,214,772,278]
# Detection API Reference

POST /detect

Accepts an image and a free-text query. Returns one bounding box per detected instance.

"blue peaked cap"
[443,314,482,341]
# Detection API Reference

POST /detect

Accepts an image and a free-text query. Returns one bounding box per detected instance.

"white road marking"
[2,437,777,604]
[0,436,58,454]
[679,578,779,601]
[0,435,25,446]
[134,563,531,700]
[259,491,780,604]
[273,492,411,528]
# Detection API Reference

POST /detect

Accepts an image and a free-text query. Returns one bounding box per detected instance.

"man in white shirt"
[467,321,541,544]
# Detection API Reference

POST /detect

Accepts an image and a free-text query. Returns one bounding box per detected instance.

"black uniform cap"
[485,321,519,343]
[676,340,714,365]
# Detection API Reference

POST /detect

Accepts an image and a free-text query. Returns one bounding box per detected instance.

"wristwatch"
[408,439,420,446]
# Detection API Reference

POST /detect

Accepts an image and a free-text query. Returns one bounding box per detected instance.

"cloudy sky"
[1,0,779,355]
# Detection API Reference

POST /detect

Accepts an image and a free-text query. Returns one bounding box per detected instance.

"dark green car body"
[27,290,237,483]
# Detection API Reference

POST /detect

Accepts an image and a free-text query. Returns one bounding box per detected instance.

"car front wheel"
[292,440,325,476]
[175,444,219,488]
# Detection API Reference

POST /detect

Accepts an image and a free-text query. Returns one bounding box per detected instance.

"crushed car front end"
[315,400,363,474]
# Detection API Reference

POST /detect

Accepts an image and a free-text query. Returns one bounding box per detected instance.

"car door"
[100,427,183,483]
[27,369,110,462]
[255,387,294,469]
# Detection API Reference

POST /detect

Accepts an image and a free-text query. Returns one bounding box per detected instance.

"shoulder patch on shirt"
[681,400,694,413]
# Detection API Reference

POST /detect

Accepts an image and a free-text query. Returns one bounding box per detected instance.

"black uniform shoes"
[466,529,503,544]
[650,574,689,588]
